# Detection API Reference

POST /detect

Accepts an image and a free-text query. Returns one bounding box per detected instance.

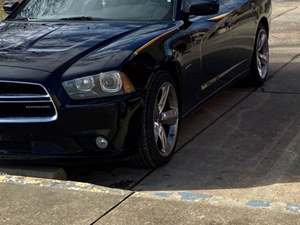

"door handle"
[208,11,232,22]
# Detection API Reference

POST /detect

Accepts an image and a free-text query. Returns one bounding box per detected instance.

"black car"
[0,0,271,168]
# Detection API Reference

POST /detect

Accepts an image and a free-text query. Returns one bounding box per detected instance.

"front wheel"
[132,71,180,168]
[249,24,270,86]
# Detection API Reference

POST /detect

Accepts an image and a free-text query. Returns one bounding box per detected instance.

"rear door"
[229,0,258,72]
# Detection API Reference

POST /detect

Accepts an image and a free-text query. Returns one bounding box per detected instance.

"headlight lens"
[63,71,134,100]
[99,71,122,93]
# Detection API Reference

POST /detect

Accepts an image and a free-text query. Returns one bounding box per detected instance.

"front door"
[201,0,241,91]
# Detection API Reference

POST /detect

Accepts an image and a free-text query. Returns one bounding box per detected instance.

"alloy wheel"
[256,29,269,79]
[153,82,179,157]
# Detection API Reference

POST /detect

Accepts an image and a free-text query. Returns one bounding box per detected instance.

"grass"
[0,0,7,20]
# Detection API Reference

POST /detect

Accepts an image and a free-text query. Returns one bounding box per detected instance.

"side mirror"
[183,0,220,16]
[3,1,20,15]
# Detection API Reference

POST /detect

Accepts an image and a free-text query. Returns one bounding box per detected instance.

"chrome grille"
[0,81,57,123]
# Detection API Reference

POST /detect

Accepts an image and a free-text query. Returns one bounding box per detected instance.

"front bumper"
[0,94,143,163]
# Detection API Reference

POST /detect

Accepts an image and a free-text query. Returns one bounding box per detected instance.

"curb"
[1,174,299,216]
[134,191,300,215]
[0,174,131,196]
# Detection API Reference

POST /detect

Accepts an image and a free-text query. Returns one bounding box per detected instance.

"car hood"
[0,21,148,73]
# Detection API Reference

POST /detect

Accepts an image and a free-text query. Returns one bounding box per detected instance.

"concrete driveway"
[0,1,300,224]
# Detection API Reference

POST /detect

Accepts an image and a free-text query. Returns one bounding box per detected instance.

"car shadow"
[66,59,300,197]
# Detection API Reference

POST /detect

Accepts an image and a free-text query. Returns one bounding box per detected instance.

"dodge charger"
[0,0,271,167]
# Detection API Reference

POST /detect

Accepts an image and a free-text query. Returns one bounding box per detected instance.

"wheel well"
[161,62,181,93]
[259,17,269,34]
[160,61,183,108]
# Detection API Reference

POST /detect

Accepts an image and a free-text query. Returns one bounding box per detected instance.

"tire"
[131,70,180,168]
[248,24,270,86]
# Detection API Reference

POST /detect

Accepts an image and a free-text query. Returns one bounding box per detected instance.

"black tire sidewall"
[139,71,179,167]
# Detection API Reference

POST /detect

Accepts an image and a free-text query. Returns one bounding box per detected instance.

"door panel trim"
[201,59,248,90]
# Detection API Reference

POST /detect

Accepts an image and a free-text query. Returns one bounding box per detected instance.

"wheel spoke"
[258,33,267,51]
[257,57,263,74]
[158,124,168,153]
[257,55,262,67]
[154,121,160,143]
[160,109,178,125]
[259,53,268,65]
[158,85,170,114]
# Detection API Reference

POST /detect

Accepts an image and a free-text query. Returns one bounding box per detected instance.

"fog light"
[95,136,109,149]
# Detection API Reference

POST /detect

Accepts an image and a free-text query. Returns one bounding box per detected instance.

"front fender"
[122,22,184,94]
[62,22,182,81]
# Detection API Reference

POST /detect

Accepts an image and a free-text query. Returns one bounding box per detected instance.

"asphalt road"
[0,1,300,224]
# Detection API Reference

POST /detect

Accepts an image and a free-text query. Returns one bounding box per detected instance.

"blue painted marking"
[153,192,172,198]
[287,203,300,213]
[246,200,271,208]
[179,192,211,202]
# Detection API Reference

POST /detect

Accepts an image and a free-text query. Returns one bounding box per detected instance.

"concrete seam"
[268,53,300,79]
[89,192,135,225]
[260,90,300,95]
[271,6,298,21]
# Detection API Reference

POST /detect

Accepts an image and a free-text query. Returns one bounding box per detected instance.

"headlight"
[63,71,135,100]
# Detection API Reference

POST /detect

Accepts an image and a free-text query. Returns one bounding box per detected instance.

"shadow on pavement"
[64,58,300,203]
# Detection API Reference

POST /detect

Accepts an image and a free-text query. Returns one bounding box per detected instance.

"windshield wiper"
[58,16,101,21]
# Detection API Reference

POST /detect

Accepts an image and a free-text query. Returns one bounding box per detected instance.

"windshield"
[13,0,175,21]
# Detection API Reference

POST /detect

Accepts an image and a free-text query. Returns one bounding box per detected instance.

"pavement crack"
[89,170,157,224]
[269,53,300,80]
[129,169,155,190]
[260,90,300,95]
[272,6,298,21]
[89,192,135,225]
